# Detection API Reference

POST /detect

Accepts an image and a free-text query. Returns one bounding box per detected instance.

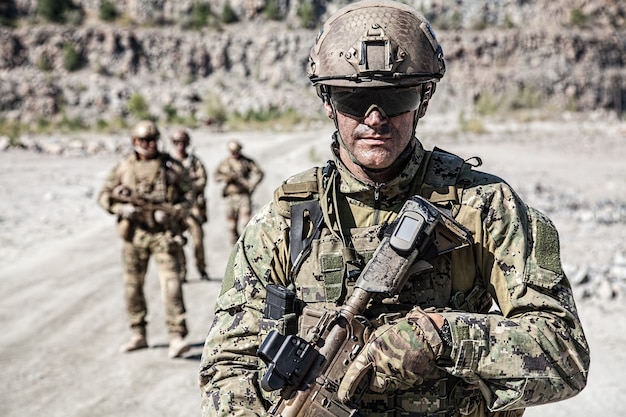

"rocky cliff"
[1,0,625,131]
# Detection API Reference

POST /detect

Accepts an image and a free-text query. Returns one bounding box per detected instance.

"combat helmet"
[308,0,445,95]
[131,120,160,141]
[171,129,190,144]
[228,140,242,153]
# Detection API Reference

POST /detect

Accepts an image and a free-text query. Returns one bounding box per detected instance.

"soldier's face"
[173,140,188,152]
[326,102,415,173]
[134,136,159,159]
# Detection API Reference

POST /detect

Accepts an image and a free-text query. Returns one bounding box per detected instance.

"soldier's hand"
[112,184,132,198]
[337,307,444,403]
[118,203,138,220]
[240,179,251,190]
[153,209,169,224]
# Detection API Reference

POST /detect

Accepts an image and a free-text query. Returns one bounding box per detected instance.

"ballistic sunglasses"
[330,87,422,118]
[137,135,159,143]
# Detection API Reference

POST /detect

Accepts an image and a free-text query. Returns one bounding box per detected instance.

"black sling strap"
[289,200,324,270]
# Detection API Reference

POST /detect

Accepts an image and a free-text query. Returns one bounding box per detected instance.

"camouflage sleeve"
[440,177,590,411]
[193,157,208,192]
[199,202,291,417]
[171,159,193,219]
[97,161,123,215]
[245,158,264,189]
[214,159,230,183]
[251,159,264,186]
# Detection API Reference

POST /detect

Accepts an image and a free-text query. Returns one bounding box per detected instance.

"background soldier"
[200,1,589,416]
[98,120,192,359]
[214,140,264,244]
[170,129,210,282]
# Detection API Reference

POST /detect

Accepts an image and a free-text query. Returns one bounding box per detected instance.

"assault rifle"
[110,185,182,229]
[257,195,473,417]
[220,169,253,196]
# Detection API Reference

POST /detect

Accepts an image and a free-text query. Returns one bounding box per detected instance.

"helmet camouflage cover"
[308,0,446,89]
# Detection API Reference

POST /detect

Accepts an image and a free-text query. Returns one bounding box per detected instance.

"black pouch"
[264,284,296,320]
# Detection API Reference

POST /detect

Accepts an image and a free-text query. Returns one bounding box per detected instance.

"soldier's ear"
[418,84,433,118]
[323,102,334,119]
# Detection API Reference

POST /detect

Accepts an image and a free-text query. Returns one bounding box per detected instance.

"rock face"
[1,0,625,126]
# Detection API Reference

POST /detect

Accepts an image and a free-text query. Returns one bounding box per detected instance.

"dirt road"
[1,120,625,416]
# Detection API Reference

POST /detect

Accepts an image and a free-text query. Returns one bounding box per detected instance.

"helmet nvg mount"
[308,0,445,94]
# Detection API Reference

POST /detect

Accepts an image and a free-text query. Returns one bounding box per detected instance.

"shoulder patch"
[523,205,564,288]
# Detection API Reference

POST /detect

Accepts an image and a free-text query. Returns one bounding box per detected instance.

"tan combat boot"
[120,329,148,353]
[168,334,190,359]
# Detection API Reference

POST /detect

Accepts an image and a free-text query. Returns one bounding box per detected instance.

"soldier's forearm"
[439,307,589,410]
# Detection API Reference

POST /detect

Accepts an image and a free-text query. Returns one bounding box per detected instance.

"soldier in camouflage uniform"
[214,140,264,244]
[98,120,192,359]
[199,1,590,416]
[170,129,210,282]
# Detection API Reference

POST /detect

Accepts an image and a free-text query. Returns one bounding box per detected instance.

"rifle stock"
[258,196,473,417]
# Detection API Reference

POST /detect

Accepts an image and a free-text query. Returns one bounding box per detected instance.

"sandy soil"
[1,118,625,417]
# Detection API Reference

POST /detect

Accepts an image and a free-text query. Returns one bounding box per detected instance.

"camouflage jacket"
[174,152,208,223]
[199,138,589,417]
[214,154,264,196]
[97,152,192,232]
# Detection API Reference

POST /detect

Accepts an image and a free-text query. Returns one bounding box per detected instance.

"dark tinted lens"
[331,88,421,118]
[139,135,158,143]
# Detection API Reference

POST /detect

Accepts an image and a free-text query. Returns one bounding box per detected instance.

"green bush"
[297,2,316,28]
[37,55,53,72]
[264,0,282,21]
[0,0,18,27]
[96,119,109,131]
[63,43,81,71]
[36,117,51,131]
[37,0,69,22]
[190,2,212,29]
[507,85,542,110]
[570,7,589,28]
[127,93,151,120]
[228,106,303,130]
[59,113,87,131]
[427,11,462,31]
[220,3,238,24]
[99,0,118,22]
[458,111,487,134]
[0,119,22,144]
[204,93,227,125]
[163,104,178,122]
[37,0,82,24]
[475,92,500,116]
